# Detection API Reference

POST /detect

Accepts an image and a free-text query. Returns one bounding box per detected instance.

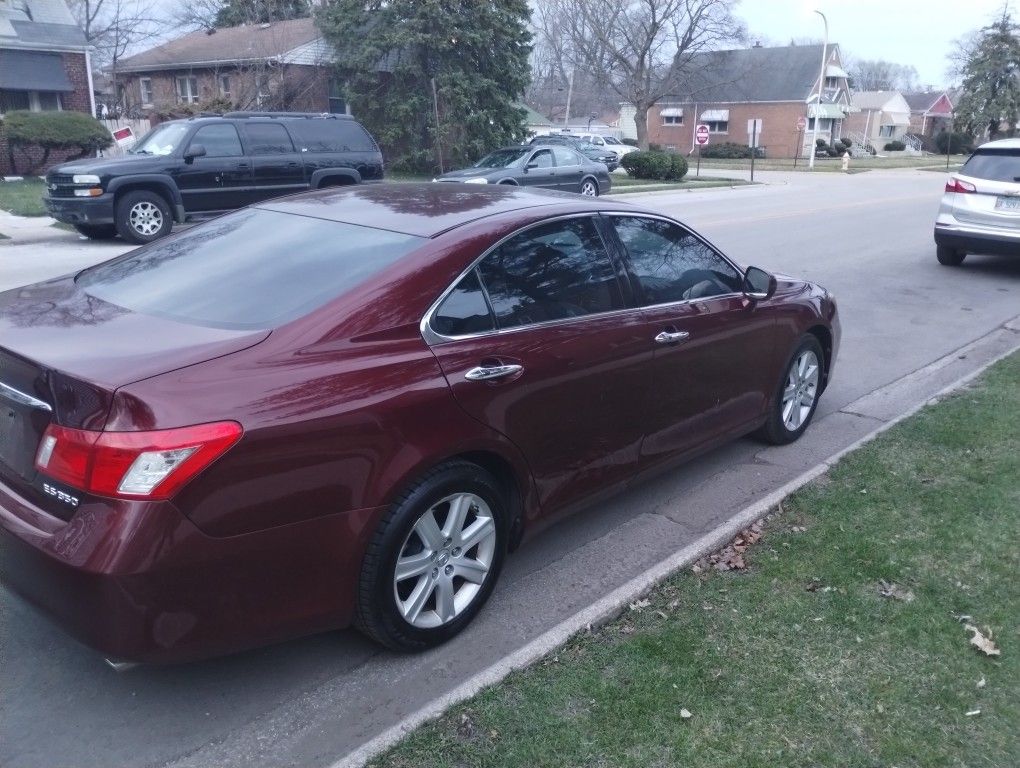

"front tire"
[580,178,600,197]
[757,335,824,445]
[355,461,507,651]
[73,223,118,240]
[936,244,965,266]
[115,190,172,244]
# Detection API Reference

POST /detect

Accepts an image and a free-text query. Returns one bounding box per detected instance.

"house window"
[176,76,199,104]
[665,144,676,151]
[255,74,269,106]
[36,92,61,111]
[0,90,31,113]
[807,118,832,132]
[140,78,153,106]
[219,75,231,101]
[878,125,896,138]
[328,79,346,114]
[0,90,61,113]
[824,76,841,89]
[705,120,728,133]
[662,114,683,126]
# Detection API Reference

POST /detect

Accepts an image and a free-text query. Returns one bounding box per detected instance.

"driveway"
[2,169,1019,768]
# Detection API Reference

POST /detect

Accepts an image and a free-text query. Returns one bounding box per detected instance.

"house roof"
[672,44,843,103]
[517,103,552,126]
[117,17,322,72]
[0,0,87,51]
[852,90,901,110]
[902,91,951,113]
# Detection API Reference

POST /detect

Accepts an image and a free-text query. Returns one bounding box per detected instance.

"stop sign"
[796,116,807,131]
[695,124,710,145]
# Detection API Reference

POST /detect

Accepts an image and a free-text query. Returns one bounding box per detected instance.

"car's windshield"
[76,209,423,329]
[473,148,529,168]
[603,137,622,145]
[962,150,1020,183]
[131,123,190,156]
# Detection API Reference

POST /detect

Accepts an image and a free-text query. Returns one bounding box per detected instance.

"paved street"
[2,169,1018,768]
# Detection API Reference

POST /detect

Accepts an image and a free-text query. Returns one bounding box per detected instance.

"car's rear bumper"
[0,478,384,663]
[934,217,1020,257]
[43,194,116,226]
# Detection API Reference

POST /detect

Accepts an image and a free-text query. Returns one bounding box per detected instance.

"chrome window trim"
[419,211,751,346]
[0,381,52,412]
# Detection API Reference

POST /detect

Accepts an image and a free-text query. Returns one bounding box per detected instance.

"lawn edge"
[330,322,1020,768]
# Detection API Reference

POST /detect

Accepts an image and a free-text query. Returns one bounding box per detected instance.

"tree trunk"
[634,102,650,151]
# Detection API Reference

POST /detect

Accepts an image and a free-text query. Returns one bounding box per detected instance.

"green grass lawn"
[374,353,1020,768]
[696,155,969,173]
[0,177,48,217]
[609,175,749,192]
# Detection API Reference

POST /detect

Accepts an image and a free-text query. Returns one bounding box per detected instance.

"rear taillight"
[945,177,976,193]
[35,421,242,500]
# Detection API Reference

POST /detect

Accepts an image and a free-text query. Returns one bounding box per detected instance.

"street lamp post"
[808,10,828,170]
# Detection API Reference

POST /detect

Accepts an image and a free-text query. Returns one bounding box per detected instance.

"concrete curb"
[329,318,1020,768]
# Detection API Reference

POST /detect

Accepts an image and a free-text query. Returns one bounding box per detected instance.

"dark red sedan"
[0,184,839,662]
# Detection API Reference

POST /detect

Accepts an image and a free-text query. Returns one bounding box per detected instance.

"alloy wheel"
[781,349,820,431]
[393,493,497,629]
[129,201,163,236]
[580,180,598,197]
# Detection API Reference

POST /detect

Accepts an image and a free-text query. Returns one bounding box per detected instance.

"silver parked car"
[934,138,1020,265]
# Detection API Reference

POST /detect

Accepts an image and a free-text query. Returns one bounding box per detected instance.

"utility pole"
[563,69,574,129]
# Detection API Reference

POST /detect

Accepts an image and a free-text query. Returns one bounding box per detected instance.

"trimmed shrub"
[2,110,113,173]
[934,131,973,155]
[648,142,663,151]
[621,137,638,146]
[883,140,906,151]
[839,136,852,147]
[621,150,688,181]
[700,141,753,159]
[815,138,827,148]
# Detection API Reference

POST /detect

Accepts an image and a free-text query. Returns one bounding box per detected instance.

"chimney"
[753,40,762,48]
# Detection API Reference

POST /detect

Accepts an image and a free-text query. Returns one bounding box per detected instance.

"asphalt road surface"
[2,169,1018,768]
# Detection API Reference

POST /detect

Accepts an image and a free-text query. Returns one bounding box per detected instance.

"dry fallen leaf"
[878,580,915,603]
[680,708,693,719]
[964,624,1001,657]
[977,677,986,689]
[629,598,651,611]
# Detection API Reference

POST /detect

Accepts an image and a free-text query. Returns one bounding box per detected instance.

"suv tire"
[115,190,173,244]
[73,223,118,240]
[936,244,966,266]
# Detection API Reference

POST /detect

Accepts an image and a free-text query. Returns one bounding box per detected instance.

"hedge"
[883,140,906,151]
[699,141,764,159]
[620,150,688,181]
[2,110,112,173]
[934,131,974,155]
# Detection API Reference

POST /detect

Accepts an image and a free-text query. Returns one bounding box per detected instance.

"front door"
[176,124,252,212]
[519,148,557,189]
[241,122,307,203]
[603,214,777,461]
[426,215,650,513]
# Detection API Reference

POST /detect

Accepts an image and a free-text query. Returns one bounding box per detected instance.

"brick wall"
[1,51,93,176]
[646,101,825,159]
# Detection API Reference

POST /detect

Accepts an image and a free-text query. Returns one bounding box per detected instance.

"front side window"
[611,216,742,305]
[431,270,494,337]
[476,217,623,329]
[528,149,553,168]
[189,124,243,157]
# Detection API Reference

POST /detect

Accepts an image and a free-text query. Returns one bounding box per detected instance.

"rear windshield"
[287,119,378,153]
[76,209,422,329]
[962,150,1020,182]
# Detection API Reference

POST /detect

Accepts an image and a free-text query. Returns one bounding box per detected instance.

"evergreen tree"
[215,0,310,28]
[317,0,531,173]
[954,11,1020,138]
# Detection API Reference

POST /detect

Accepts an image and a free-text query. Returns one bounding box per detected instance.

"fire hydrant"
[842,152,850,171]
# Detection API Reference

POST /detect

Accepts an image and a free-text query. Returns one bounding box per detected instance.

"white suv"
[934,138,1020,265]
[578,134,638,159]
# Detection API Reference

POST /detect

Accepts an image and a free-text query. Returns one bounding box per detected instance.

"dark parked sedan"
[0,184,838,662]
[435,145,612,196]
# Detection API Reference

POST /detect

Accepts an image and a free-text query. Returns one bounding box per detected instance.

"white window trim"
[139,77,153,107]
[218,74,231,100]
[661,115,683,126]
[176,76,199,105]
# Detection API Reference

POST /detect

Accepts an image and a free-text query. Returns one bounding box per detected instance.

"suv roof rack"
[220,111,353,120]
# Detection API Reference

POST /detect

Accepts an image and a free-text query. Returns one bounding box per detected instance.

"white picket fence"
[97,118,152,157]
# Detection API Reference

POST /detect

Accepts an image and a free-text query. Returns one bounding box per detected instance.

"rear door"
[551,146,584,192]
[426,215,651,513]
[953,148,1020,231]
[241,122,306,202]
[603,214,776,462]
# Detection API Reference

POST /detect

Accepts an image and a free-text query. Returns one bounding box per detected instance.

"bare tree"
[845,57,919,91]
[537,0,744,148]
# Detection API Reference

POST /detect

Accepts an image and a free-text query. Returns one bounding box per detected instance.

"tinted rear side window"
[288,119,377,152]
[962,151,1020,182]
[243,123,295,154]
[77,209,421,329]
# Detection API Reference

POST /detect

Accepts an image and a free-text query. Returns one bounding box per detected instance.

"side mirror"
[525,160,539,170]
[183,144,206,162]
[743,266,777,300]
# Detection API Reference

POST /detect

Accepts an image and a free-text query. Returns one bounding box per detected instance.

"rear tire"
[580,178,599,197]
[115,190,172,244]
[756,335,825,445]
[354,461,507,652]
[936,244,965,266]
[72,223,118,240]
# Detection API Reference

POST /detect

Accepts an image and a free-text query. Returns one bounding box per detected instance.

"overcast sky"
[737,0,1010,88]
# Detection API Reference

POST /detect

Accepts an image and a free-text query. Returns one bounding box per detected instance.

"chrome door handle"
[654,330,690,344]
[464,364,523,381]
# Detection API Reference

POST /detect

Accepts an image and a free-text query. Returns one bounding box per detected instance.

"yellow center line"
[690,193,937,227]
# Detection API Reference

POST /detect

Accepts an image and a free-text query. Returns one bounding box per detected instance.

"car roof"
[166,112,355,126]
[256,183,635,238]
[974,138,1020,151]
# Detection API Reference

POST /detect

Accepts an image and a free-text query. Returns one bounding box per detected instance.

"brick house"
[116,18,345,116]
[621,43,853,158]
[845,90,912,148]
[0,0,95,175]
[902,91,954,142]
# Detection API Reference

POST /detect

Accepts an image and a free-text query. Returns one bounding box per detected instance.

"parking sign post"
[795,116,807,168]
[694,124,710,177]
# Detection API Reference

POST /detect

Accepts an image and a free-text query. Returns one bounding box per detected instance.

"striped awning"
[808,103,846,119]
[700,109,729,121]
[660,107,684,117]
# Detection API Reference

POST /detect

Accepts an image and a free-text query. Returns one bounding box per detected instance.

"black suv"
[44,112,384,243]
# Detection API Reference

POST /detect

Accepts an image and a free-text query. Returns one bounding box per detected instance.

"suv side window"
[476,217,623,329]
[287,119,377,152]
[552,147,579,166]
[188,124,243,157]
[611,216,743,305]
[243,123,295,155]
[431,270,495,337]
